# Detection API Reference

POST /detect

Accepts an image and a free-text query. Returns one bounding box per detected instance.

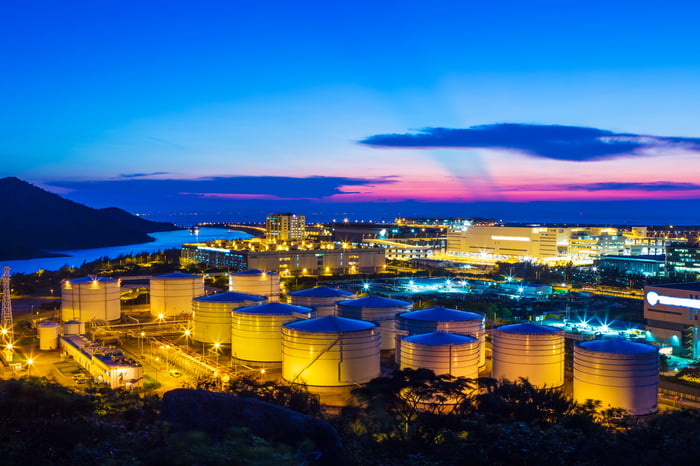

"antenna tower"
[1,265,13,342]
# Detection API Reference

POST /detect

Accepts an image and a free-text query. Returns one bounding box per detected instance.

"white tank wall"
[61,279,121,322]
[232,312,300,362]
[282,327,380,386]
[229,273,280,302]
[290,295,353,317]
[38,322,60,350]
[574,342,659,415]
[150,276,204,317]
[492,328,565,388]
[399,335,479,379]
[397,314,486,366]
[192,300,254,344]
[338,305,411,350]
[63,320,86,335]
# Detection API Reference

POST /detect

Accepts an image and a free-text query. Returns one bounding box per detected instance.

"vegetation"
[4,371,700,465]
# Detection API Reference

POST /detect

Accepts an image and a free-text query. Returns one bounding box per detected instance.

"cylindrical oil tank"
[38,322,60,350]
[232,302,314,362]
[150,272,205,317]
[229,270,280,302]
[399,332,479,379]
[63,320,85,336]
[193,292,267,344]
[574,338,659,415]
[288,286,355,317]
[282,316,380,386]
[397,307,486,366]
[492,323,565,388]
[337,295,412,350]
[61,276,121,322]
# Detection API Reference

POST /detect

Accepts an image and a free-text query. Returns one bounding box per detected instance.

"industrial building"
[447,225,568,262]
[182,242,386,275]
[644,282,700,357]
[60,334,143,389]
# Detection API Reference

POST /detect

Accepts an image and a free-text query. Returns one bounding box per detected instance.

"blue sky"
[2,1,700,224]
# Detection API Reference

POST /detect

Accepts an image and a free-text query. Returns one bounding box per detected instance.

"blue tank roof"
[403,332,476,346]
[69,276,118,284]
[233,269,277,276]
[579,338,658,355]
[153,272,200,279]
[234,302,313,315]
[289,286,354,298]
[194,292,266,303]
[337,295,412,308]
[497,323,562,335]
[283,315,376,333]
[399,307,483,322]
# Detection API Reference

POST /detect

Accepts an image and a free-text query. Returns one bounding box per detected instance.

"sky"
[3,1,700,225]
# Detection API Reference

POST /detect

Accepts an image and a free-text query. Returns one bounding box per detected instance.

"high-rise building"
[265,213,306,241]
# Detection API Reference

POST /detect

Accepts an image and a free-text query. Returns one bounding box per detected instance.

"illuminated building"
[446,225,570,262]
[666,247,700,278]
[60,334,143,388]
[644,282,700,357]
[181,242,385,275]
[595,255,666,277]
[265,213,306,241]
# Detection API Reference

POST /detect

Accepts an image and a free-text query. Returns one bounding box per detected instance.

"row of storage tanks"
[61,273,659,415]
[61,270,282,322]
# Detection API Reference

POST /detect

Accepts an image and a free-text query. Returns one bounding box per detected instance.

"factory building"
[60,335,143,389]
[446,225,569,262]
[266,213,306,241]
[644,282,700,358]
[182,243,385,275]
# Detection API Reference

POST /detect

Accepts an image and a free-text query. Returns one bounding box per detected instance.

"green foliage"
[224,375,322,417]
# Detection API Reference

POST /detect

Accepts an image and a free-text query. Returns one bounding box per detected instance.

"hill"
[0,177,178,260]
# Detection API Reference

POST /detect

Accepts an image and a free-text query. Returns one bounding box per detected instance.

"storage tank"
[150,272,205,317]
[337,295,412,350]
[63,320,85,336]
[232,302,314,362]
[38,322,60,350]
[574,338,659,415]
[399,332,479,379]
[397,307,486,366]
[288,286,355,317]
[282,316,380,386]
[229,270,280,302]
[193,292,266,344]
[492,323,565,388]
[61,276,121,322]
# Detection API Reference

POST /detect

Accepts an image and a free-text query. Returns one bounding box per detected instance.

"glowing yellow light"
[184,329,191,336]
[158,313,165,320]
[6,343,13,350]
[260,369,266,374]
[1,328,7,335]
[213,342,221,349]
[27,358,34,365]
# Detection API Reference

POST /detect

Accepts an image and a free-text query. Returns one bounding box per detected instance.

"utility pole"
[1,266,14,343]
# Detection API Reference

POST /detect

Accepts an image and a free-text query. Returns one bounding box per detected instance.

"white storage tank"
[337,295,412,350]
[397,307,486,366]
[193,292,266,344]
[288,286,355,317]
[38,322,60,350]
[574,338,659,415]
[61,276,121,322]
[399,332,479,379]
[492,323,565,388]
[150,272,205,317]
[229,270,280,302]
[282,316,380,386]
[63,320,86,336]
[232,302,314,362]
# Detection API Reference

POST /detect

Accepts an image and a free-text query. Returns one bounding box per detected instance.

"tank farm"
[50,274,659,412]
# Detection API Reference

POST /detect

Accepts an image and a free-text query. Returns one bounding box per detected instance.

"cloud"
[359,123,700,161]
[566,181,700,192]
[119,172,170,178]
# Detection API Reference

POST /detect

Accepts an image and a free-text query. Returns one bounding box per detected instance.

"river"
[3,227,251,275]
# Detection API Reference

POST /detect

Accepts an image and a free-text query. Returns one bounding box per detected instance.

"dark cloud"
[119,172,170,178]
[359,124,700,161]
[45,175,392,208]
[567,181,700,192]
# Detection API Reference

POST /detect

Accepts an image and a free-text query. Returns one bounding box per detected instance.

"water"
[3,227,251,275]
